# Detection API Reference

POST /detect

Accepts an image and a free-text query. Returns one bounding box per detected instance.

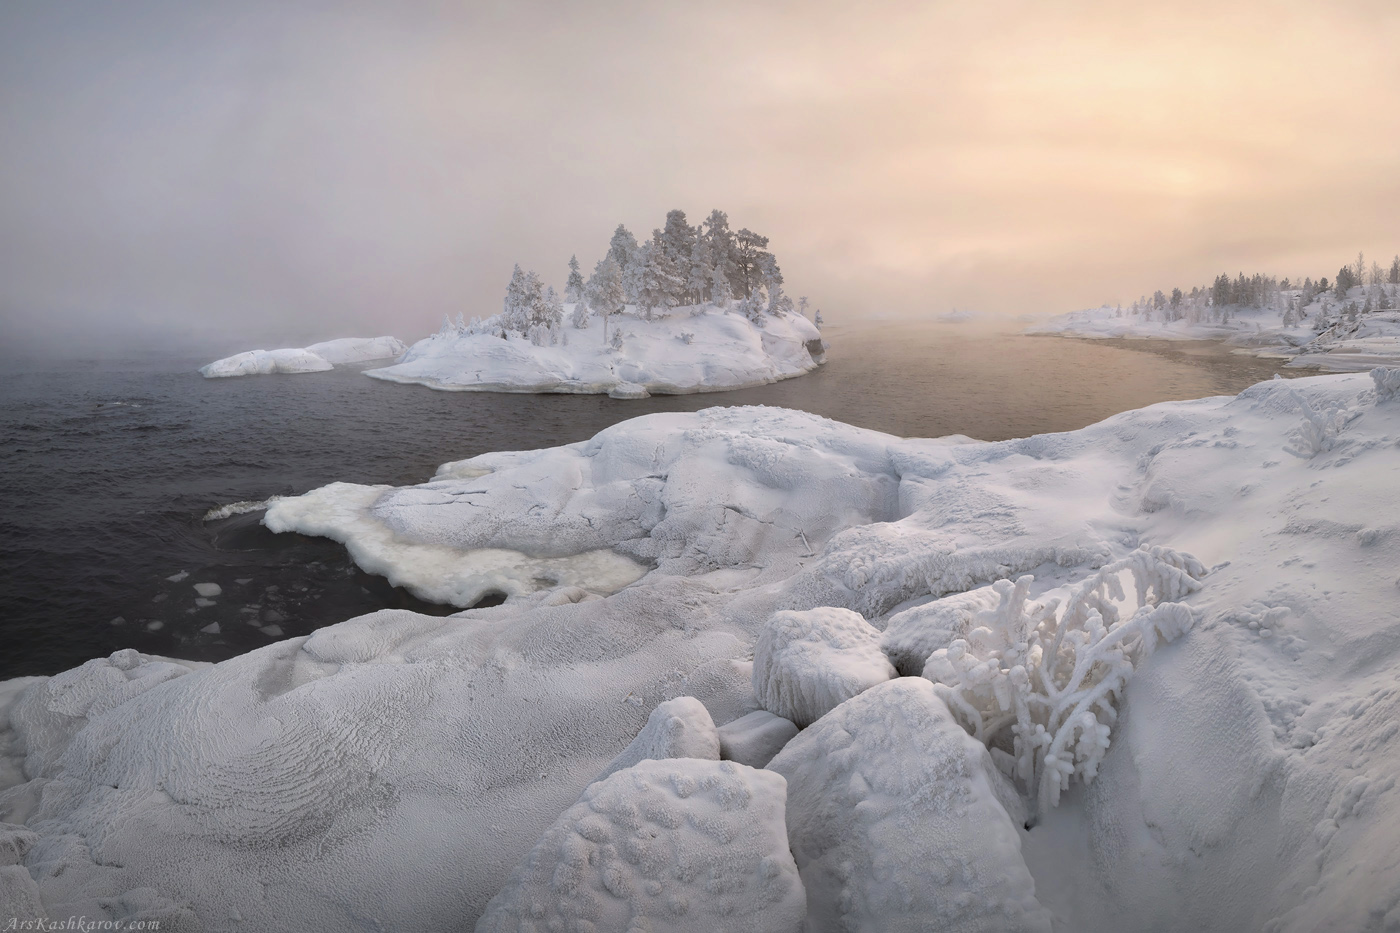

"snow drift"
[3,372,1400,931]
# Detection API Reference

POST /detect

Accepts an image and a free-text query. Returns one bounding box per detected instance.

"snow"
[365,304,824,395]
[596,695,720,780]
[752,607,896,727]
[4,371,1400,930]
[198,336,405,378]
[1028,298,1400,371]
[477,758,806,933]
[768,677,1052,932]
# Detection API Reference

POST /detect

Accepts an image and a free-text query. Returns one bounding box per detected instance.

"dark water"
[0,321,1296,678]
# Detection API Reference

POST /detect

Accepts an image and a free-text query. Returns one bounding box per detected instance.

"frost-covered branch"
[1277,377,1357,458]
[922,546,1205,817]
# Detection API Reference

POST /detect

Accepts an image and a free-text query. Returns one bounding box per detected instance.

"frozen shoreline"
[3,370,1399,931]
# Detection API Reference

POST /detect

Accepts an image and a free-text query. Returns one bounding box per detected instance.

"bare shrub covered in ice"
[922,546,1205,815]
[1372,366,1400,402]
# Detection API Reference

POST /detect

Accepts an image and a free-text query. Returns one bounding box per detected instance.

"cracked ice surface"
[3,375,1400,931]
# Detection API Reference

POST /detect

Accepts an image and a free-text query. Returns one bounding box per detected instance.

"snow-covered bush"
[1278,377,1357,457]
[679,331,694,345]
[609,329,624,351]
[1372,367,1400,402]
[922,546,1205,816]
[570,301,589,329]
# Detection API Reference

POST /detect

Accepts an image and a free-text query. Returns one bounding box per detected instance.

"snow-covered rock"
[752,607,896,727]
[768,678,1052,932]
[5,374,1400,931]
[596,696,720,780]
[365,304,823,395]
[476,758,806,933]
[717,710,799,768]
[198,336,405,378]
[879,583,1008,676]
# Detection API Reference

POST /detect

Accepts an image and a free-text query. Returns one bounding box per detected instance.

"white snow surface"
[752,607,896,727]
[365,304,824,394]
[1029,301,1400,371]
[768,677,1053,932]
[4,374,1400,930]
[476,758,806,933]
[717,710,800,769]
[198,336,405,378]
[595,695,720,781]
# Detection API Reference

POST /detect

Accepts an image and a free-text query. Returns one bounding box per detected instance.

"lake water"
[0,320,1296,678]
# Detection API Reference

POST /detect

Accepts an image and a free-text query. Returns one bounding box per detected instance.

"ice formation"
[4,373,1400,930]
[752,607,896,727]
[476,758,806,933]
[365,304,823,395]
[198,336,405,378]
[768,678,1052,932]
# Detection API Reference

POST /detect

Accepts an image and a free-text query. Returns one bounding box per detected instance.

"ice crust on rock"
[198,336,405,378]
[717,710,799,768]
[596,696,720,780]
[752,607,896,727]
[475,758,806,933]
[7,375,1400,931]
[768,678,1052,932]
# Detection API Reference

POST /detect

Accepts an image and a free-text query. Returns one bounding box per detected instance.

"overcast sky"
[2,0,1398,353]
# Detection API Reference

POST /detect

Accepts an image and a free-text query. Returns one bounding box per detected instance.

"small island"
[367,209,827,397]
[199,336,408,378]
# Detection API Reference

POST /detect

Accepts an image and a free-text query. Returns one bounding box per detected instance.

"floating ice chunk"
[768,678,1052,932]
[194,583,222,598]
[165,570,189,583]
[477,758,806,933]
[146,621,164,631]
[260,625,284,638]
[204,498,283,522]
[263,482,648,607]
[753,607,896,727]
[109,616,125,626]
[200,622,221,635]
[596,696,720,781]
[717,709,799,768]
[194,598,215,608]
[234,578,253,585]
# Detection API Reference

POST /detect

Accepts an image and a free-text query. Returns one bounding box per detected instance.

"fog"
[2,0,1398,356]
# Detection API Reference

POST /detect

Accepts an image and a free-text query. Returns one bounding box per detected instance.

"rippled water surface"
[0,321,1296,677]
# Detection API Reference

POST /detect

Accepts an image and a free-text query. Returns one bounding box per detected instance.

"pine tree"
[586,257,625,345]
[565,255,585,303]
[502,264,530,334]
[686,235,711,306]
[1390,256,1400,285]
[709,261,732,309]
[702,210,735,294]
[733,229,773,297]
[798,296,810,318]
[814,309,824,329]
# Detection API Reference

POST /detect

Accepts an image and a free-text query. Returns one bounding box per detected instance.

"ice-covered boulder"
[199,336,405,377]
[752,607,896,728]
[768,678,1052,933]
[305,336,407,365]
[476,758,806,933]
[879,583,1010,676]
[716,709,799,768]
[596,696,720,780]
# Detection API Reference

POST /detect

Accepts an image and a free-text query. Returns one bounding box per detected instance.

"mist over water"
[0,320,1297,678]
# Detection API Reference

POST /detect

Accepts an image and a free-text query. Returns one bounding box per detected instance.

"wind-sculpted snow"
[752,607,896,727]
[198,336,405,378]
[476,758,806,933]
[5,374,1400,931]
[596,696,720,781]
[367,305,822,395]
[768,678,1053,932]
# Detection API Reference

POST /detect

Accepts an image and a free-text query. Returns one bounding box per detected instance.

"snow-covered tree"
[586,257,625,345]
[1389,256,1400,286]
[686,237,712,306]
[814,309,824,329]
[798,296,810,319]
[709,262,732,309]
[564,255,585,303]
[702,210,735,294]
[501,265,531,335]
[733,228,774,297]
[570,301,590,329]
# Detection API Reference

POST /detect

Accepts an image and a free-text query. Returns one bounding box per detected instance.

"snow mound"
[768,678,1052,932]
[716,710,799,768]
[366,305,823,395]
[597,696,720,780]
[880,583,1009,676]
[752,607,896,727]
[476,758,805,933]
[199,336,404,378]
